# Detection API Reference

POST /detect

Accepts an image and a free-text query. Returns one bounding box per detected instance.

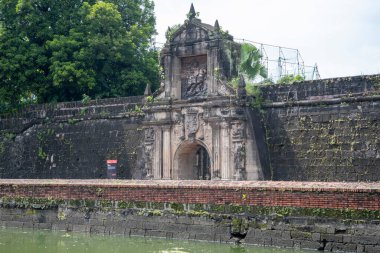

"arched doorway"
[173,141,211,180]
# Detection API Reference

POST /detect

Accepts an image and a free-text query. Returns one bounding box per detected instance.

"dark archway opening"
[173,142,211,180]
[195,146,211,180]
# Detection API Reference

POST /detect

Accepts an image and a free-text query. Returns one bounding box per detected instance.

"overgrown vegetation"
[1,196,379,220]
[239,43,267,81]
[0,0,159,114]
[277,74,305,84]
[165,24,181,41]
[228,43,269,100]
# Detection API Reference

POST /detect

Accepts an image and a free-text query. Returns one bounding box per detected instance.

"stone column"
[220,121,230,180]
[162,126,172,179]
[153,128,162,179]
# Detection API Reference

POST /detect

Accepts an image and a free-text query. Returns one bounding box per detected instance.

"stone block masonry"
[1,75,380,182]
[259,75,380,181]
[1,180,380,252]
[0,96,145,179]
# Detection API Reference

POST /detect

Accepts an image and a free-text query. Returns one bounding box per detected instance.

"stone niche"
[142,5,264,181]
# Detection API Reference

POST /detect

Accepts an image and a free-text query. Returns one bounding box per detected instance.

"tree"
[229,43,268,95]
[239,43,267,80]
[0,0,159,113]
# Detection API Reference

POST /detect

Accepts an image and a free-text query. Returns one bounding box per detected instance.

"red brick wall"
[0,180,379,210]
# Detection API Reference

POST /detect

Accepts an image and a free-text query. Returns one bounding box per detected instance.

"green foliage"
[37,147,47,160]
[95,187,104,197]
[239,43,267,80]
[230,76,264,107]
[258,78,274,85]
[277,74,305,84]
[229,43,268,102]
[67,118,79,125]
[81,94,91,105]
[229,204,244,214]
[0,0,159,114]
[170,203,184,212]
[165,24,181,41]
[0,196,64,209]
[5,132,15,141]
[57,210,66,221]
[145,95,154,103]
[129,105,143,116]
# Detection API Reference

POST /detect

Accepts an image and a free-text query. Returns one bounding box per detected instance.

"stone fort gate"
[142,5,264,180]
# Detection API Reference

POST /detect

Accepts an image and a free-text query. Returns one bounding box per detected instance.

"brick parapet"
[1,180,379,210]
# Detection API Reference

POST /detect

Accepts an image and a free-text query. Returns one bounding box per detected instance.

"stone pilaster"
[153,128,162,179]
[220,121,230,180]
[212,124,220,179]
[162,126,172,179]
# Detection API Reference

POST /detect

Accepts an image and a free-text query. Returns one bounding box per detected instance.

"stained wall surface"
[259,75,380,181]
[1,180,380,252]
[0,75,380,181]
[0,97,145,179]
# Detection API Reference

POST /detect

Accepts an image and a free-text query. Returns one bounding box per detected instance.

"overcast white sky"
[153,0,380,79]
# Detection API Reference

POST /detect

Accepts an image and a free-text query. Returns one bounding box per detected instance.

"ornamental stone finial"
[188,3,196,20]
[214,19,220,31]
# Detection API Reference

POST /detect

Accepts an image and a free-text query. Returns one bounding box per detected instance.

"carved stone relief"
[143,128,155,179]
[173,112,185,143]
[181,55,207,99]
[231,122,244,140]
[144,128,155,144]
[231,121,246,180]
[233,142,246,180]
[185,109,199,140]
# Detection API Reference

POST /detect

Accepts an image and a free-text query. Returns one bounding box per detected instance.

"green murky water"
[0,228,313,253]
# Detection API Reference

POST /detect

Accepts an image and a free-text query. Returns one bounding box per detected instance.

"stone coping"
[0,179,379,193]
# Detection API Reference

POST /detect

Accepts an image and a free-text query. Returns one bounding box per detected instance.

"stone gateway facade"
[0,5,379,182]
[141,5,263,180]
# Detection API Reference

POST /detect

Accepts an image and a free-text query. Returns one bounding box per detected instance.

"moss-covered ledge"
[1,196,380,220]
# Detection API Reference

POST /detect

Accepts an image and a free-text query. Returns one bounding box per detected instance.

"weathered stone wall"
[0,180,380,252]
[1,75,380,181]
[259,75,380,181]
[0,97,145,179]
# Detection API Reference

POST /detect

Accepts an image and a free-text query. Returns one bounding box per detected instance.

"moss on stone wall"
[1,196,379,220]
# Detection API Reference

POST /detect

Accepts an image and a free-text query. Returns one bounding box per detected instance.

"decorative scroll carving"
[144,128,155,144]
[174,112,185,141]
[231,122,244,140]
[185,109,199,140]
[181,55,207,99]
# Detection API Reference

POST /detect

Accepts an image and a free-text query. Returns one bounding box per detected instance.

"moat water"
[0,228,313,253]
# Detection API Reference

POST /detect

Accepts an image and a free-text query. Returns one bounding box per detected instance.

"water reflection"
[0,228,312,253]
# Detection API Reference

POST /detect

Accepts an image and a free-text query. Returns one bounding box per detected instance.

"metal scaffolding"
[153,38,320,83]
[236,38,320,83]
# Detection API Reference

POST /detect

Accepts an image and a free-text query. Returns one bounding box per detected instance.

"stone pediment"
[171,22,214,44]
[158,4,240,100]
